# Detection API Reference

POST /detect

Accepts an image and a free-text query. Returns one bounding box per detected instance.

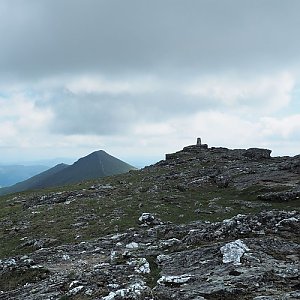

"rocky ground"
[0,143,299,299]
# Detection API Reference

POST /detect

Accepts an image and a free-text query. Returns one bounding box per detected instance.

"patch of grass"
[144,256,161,288]
[0,267,50,291]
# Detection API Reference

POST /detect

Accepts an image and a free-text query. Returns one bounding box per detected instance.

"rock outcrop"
[0,210,299,299]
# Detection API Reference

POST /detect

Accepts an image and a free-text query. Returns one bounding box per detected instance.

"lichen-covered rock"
[220,239,250,265]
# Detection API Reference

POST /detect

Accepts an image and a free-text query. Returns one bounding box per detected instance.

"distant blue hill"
[0,165,49,187]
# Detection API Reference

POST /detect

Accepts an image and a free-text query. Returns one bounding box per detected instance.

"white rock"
[160,238,180,247]
[111,233,124,240]
[220,239,250,265]
[127,280,148,295]
[69,280,79,288]
[102,289,126,300]
[30,265,44,269]
[156,254,171,263]
[103,279,148,299]
[127,258,150,274]
[157,274,192,285]
[85,288,93,296]
[110,251,118,263]
[62,254,70,260]
[102,291,117,300]
[107,283,120,289]
[94,262,109,269]
[4,259,16,267]
[100,184,113,189]
[276,217,299,227]
[67,285,84,296]
[125,242,139,249]
[138,212,155,223]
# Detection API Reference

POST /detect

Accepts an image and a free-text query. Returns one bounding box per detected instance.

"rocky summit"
[0,141,299,299]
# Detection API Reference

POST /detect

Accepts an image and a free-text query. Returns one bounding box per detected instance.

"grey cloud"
[1,0,300,81]
[47,88,217,135]
[42,67,290,136]
[50,93,135,135]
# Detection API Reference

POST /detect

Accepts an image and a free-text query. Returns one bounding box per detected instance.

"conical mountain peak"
[0,150,136,195]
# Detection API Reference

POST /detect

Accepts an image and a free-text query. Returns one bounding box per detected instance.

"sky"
[1,0,300,167]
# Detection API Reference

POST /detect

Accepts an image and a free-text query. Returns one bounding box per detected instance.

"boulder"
[138,212,161,226]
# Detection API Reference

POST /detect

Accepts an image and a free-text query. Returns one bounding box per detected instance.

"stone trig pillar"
[196,137,202,146]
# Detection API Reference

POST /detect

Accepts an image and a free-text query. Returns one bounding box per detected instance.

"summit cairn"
[166,138,208,160]
[195,137,208,149]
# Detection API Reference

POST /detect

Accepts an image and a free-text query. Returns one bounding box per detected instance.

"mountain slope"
[32,150,136,188]
[0,150,136,195]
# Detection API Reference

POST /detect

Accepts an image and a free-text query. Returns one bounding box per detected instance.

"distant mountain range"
[0,165,49,188]
[0,150,136,195]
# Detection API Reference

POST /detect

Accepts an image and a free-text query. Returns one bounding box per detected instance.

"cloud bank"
[1,0,300,165]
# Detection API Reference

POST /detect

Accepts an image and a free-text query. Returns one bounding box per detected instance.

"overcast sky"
[1,0,300,166]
